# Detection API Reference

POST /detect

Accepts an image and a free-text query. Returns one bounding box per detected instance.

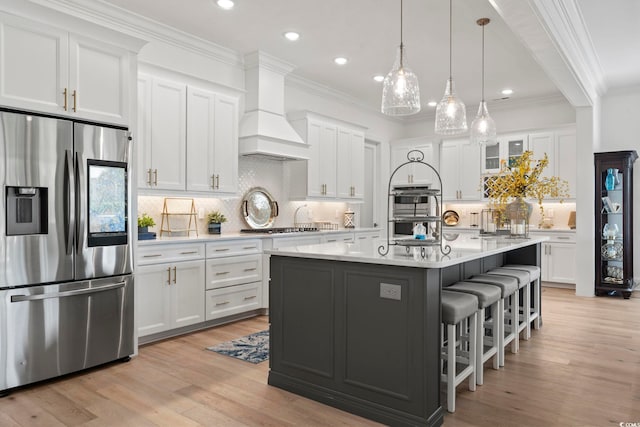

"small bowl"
[442,210,460,226]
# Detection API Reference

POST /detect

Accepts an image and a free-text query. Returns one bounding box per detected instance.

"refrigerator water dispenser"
[6,186,48,235]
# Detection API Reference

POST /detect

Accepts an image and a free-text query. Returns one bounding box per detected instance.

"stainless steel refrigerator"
[0,110,134,394]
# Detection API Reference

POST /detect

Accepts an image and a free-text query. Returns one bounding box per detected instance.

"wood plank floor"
[1,287,639,426]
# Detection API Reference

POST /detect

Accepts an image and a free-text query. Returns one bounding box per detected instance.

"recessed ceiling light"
[283,31,300,41]
[216,0,234,10]
[373,75,385,82]
[334,57,348,65]
[501,88,513,95]
[427,101,437,107]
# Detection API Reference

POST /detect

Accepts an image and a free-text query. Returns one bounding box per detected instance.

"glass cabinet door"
[594,151,637,298]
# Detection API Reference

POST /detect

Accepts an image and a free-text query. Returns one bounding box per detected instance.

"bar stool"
[465,274,519,367]
[445,282,501,385]
[487,268,531,343]
[501,264,542,333]
[441,289,478,413]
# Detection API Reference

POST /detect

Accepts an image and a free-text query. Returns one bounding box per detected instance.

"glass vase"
[605,168,617,191]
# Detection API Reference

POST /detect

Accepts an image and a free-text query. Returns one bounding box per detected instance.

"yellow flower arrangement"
[484,150,569,223]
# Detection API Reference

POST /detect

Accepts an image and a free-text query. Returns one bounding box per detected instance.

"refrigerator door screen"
[87,159,128,247]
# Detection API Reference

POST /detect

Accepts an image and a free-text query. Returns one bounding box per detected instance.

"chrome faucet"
[294,204,308,227]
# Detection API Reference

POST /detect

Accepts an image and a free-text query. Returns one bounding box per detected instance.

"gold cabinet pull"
[215,271,230,276]
[172,266,177,284]
[143,254,162,258]
[63,88,68,111]
[211,175,215,189]
[167,267,171,284]
[72,90,77,112]
[215,301,230,306]
[243,267,257,272]
[180,251,198,255]
[244,295,257,300]
[216,174,220,189]
[153,169,158,186]
[147,169,152,186]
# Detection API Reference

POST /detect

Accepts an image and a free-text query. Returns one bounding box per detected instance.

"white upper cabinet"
[186,87,238,194]
[336,128,365,199]
[481,133,528,174]
[138,75,187,191]
[529,128,576,198]
[390,139,438,186]
[138,72,239,194]
[440,138,482,201]
[287,112,365,201]
[0,12,131,126]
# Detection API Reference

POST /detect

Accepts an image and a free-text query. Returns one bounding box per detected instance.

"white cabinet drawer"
[271,235,323,249]
[536,232,576,243]
[205,282,261,320]
[206,239,262,258]
[323,232,354,243]
[206,254,262,290]
[137,243,205,265]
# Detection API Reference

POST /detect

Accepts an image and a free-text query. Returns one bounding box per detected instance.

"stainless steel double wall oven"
[0,110,134,394]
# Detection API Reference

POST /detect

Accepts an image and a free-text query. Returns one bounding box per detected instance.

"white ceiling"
[100,0,640,111]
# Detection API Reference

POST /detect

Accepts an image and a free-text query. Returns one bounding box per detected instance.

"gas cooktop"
[240,227,319,234]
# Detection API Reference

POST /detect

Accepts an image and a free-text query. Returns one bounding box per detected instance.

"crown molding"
[24,0,243,69]
[530,0,606,96]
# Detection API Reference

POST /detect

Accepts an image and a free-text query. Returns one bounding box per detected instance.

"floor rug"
[206,330,269,363]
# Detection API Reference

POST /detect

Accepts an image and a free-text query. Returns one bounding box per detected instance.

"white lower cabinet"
[136,259,205,337]
[205,239,262,321]
[136,239,264,340]
[539,233,576,284]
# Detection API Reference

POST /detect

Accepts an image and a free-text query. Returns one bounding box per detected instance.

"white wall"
[401,96,576,139]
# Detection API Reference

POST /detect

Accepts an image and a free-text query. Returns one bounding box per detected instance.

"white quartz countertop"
[265,234,548,268]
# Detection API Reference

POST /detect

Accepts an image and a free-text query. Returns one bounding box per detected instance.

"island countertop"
[266,234,548,268]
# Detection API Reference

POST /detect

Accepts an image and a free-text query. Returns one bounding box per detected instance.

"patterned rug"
[206,330,269,364]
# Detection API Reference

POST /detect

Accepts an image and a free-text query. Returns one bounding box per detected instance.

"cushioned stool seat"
[487,268,531,344]
[445,282,501,385]
[466,274,519,366]
[441,290,479,412]
[502,264,542,332]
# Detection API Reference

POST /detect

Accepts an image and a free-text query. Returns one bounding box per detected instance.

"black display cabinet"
[594,150,638,298]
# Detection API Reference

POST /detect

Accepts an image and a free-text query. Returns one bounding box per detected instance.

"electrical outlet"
[198,207,204,219]
[380,283,401,301]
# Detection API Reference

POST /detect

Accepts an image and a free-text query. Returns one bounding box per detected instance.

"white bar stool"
[501,264,542,333]
[441,289,478,413]
[487,268,531,344]
[445,281,502,385]
[466,274,519,367]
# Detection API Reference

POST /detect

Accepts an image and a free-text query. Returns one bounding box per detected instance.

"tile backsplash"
[138,156,356,235]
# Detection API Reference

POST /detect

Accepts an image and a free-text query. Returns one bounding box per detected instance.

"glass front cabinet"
[594,150,638,298]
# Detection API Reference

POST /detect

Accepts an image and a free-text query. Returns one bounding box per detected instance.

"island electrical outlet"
[380,283,401,300]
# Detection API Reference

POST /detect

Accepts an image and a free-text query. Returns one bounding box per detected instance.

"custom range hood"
[238,51,309,160]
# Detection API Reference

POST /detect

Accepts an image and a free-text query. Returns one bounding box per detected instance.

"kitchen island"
[267,234,546,427]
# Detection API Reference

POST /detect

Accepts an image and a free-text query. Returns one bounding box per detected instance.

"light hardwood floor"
[1,287,639,426]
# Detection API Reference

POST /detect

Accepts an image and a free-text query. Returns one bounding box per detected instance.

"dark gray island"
[267,235,545,426]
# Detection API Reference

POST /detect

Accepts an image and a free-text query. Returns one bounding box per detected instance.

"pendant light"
[381,0,421,116]
[470,18,497,146]
[435,0,467,135]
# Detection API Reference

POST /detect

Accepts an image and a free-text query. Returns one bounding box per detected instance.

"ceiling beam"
[489,0,604,107]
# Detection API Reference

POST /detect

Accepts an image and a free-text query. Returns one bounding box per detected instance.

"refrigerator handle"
[11,281,126,302]
[64,149,74,255]
[75,152,84,252]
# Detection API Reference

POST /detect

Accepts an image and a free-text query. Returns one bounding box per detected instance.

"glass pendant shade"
[435,78,467,135]
[381,45,421,116]
[470,101,497,145]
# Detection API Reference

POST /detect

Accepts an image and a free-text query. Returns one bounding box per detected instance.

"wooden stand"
[159,198,199,238]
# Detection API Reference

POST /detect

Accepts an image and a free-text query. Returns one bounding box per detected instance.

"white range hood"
[238,51,309,160]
